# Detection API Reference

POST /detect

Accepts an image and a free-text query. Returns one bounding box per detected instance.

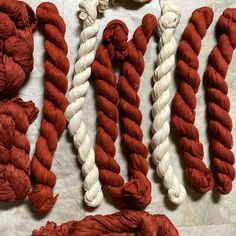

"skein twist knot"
[171,7,215,193]
[28,2,69,213]
[65,0,103,207]
[0,98,38,202]
[204,8,236,194]
[151,0,186,204]
[93,14,157,208]
[0,0,37,94]
[32,210,179,236]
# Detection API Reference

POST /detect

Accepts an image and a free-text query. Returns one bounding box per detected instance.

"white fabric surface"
[1,0,236,235]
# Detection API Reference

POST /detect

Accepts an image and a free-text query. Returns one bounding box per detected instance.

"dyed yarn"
[28,2,69,213]
[33,210,179,236]
[0,0,37,95]
[172,7,214,193]
[92,14,157,208]
[0,98,38,201]
[151,0,186,204]
[204,8,236,194]
[65,0,109,207]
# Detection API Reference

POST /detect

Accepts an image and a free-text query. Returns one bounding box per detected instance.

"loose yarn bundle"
[32,210,179,236]
[151,0,186,204]
[172,7,235,194]
[28,2,69,213]
[92,14,157,208]
[0,0,37,95]
[0,98,38,201]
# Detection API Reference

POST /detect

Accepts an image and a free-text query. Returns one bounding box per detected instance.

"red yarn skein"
[204,8,236,194]
[0,0,37,94]
[28,2,69,213]
[32,210,179,236]
[0,98,38,201]
[92,14,157,208]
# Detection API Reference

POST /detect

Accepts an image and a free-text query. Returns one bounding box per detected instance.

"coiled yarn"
[92,14,157,208]
[151,0,186,204]
[0,0,37,95]
[32,210,179,236]
[0,98,38,201]
[204,8,236,194]
[28,2,69,213]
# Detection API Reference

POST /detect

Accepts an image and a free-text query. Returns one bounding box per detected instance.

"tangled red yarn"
[32,210,179,236]
[92,14,157,208]
[0,98,38,201]
[172,7,235,194]
[0,0,37,95]
[28,2,69,213]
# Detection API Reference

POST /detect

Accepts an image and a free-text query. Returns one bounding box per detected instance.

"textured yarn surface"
[92,14,157,209]
[151,0,186,204]
[0,0,37,95]
[28,2,69,213]
[172,7,215,193]
[0,98,38,201]
[32,210,179,236]
[204,8,236,194]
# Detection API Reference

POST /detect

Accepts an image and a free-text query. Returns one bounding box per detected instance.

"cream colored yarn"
[65,0,113,207]
[151,0,186,204]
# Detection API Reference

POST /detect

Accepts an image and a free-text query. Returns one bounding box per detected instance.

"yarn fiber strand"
[0,0,37,95]
[0,98,38,201]
[151,0,186,204]
[33,210,179,236]
[171,7,214,193]
[65,0,106,207]
[204,8,236,194]
[92,14,157,209]
[28,2,69,213]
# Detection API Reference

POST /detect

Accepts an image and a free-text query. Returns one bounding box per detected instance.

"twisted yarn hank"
[28,2,69,213]
[92,14,157,209]
[0,98,38,201]
[204,8,236,194]
[32,210,179,236]
[151,0,186,204]
[65,0,106,207]
[0,0,37,95]
[171,7,215,193]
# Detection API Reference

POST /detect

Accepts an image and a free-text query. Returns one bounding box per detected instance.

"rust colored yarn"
[28,2,69,213]
[0,0,37,95]
[92,14,157,208]
[204,8,236,194]
[172,7,235,194]
[0,98,38,201]
[32,210,179,236]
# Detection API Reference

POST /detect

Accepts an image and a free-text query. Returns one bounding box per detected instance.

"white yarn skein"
[151,0,186,204]
[65,0,112,207]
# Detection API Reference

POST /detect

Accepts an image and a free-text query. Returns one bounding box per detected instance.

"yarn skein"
[171,7,215,193]
[151,0,186,204]
[0,0,37,95]
[0,98,38,201]
[204,8,236,194]
[28,2,69,213]
[65,0,109,207]
[32,210,179,236]
[92,14,157,209]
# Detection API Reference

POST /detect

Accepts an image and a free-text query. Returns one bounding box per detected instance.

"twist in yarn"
[151,0,186,204]
[28,2,69,213]
[0,98,38,201]
[0,0,37,95]
[172,7,217,193]
[92,14,157,208]
[32,210,179,236]
[65,0,107,207]
[204,8,236,194]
